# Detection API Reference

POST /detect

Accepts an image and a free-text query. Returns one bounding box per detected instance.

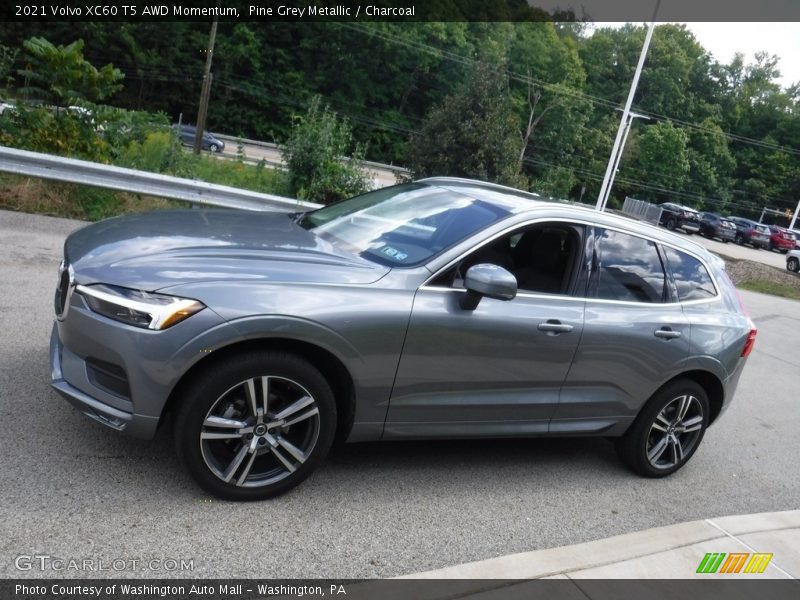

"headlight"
[76,284,205,330]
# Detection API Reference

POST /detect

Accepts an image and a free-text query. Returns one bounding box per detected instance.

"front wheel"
[174,352,336,500]
[616,379,709,477]
[788,257,800,273]
[665,217,677,231]
[209,143,220,153]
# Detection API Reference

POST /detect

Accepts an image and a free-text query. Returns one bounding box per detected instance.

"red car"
[768,225,796,253]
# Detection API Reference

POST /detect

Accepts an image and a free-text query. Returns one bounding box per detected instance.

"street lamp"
[598,110,651,211]
[596,0,661,211]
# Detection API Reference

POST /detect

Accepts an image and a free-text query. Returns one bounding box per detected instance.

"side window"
[430,223,583,295]
[663,247,717,301]
[594,229,666,303]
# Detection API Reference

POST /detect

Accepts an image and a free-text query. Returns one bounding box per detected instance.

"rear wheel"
[616,379,709,478]
[174,352,336,500]
[788,257,800,273]
[735,233,744,245]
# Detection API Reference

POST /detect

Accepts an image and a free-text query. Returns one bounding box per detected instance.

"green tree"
[628,121,690,201]
[281,96,371,204]
[17,37,123,105]
[408,59,524,186]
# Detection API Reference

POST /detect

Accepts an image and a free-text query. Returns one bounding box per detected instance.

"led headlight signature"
[76,284,205,330]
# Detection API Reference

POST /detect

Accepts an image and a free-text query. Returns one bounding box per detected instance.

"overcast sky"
[592,22,800,89]
[683,22,800,88]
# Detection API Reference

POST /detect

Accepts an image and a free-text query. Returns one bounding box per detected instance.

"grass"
[738,279,800,301]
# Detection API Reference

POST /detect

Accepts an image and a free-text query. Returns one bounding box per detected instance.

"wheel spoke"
[681,415,703,432]
[236,442,259,486]
[277,436,307,463]
[283,407,319,428]
[651,420,669,433]
[671,436,684,464]
[270,446,296,473]
[244,378,258,418]
[648,436,669,463]
[204,415,247,429]
[260,376,270,415]
[275,395,315,420]
[222,443,251,482]
[201,431,242,440]
[655,413,672,430]
[674,395,691,424]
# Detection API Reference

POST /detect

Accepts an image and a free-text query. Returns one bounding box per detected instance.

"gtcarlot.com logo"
[14,554,194,572]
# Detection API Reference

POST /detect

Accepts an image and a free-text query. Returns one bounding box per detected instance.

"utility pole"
[596,0,661,211]
[790,199,799,231]
[194,16,218,155]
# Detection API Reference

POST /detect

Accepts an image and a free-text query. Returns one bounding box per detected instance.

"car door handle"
[654,327,682,340]
[538,320,574,334]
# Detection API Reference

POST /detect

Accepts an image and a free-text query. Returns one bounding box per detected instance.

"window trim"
[421,218,589,299]
[420,216,721,307]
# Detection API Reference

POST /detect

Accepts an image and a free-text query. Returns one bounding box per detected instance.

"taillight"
[741,327,757,357]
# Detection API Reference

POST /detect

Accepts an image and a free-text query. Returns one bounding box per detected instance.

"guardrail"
[212,133,411,179]
[0,145,322,212]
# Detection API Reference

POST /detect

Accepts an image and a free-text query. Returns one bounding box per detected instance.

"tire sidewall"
[618,380,710,478]
[174,352,337,500]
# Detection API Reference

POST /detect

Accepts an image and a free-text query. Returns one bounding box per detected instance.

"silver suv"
[50,178,757,500]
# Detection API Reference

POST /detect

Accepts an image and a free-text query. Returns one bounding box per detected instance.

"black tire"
[735,233,744,245]
[616,379,709,478]
[723,239,729,244]
[209,143,220,153]
[788,257,800,273]
[174,351,336,500]
[665,217,676,231]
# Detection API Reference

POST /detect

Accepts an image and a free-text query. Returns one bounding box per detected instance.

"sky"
[592,22,800,89]
[682,22,800,89]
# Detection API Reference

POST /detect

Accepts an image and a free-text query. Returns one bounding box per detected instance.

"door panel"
[384,289,585,438]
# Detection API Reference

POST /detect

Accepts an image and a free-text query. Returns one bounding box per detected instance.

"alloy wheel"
[199,376,321,488]
[646,394,704,470]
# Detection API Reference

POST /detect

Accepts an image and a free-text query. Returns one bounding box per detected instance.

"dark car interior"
[433,224,583,296]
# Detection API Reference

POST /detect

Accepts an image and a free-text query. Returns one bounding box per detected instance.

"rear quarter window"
[663,247,717,302]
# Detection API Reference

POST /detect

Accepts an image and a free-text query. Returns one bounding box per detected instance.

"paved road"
[0,209,798,579]
[213,135,405,190]
[662,229,792,270]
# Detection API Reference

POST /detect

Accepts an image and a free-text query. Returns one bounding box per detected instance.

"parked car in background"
[787,249,800,273]
[791,229,800,249]
[175,124,225,152]
[727,217,771,249]
[50,178,757,500]
[767,225,796,253]
[698,212,736,243]
[658,203,701,234]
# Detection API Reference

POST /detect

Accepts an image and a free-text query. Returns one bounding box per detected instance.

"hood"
[65,209,388,290]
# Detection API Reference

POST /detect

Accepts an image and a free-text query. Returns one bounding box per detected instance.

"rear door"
[553,227,690,434]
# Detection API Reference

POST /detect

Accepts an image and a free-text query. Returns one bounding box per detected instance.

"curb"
[398,510,800,580]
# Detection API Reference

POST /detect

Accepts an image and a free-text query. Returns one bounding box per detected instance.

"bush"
[281,96,372,204]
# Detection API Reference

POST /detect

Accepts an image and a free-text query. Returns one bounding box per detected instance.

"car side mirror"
[460,264,517,310]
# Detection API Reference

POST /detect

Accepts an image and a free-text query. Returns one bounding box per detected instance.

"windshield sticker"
[380,246,408,261]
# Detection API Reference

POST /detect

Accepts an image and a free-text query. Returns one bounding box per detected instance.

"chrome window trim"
[420,216,721,305]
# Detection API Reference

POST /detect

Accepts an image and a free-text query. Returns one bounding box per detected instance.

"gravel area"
[719,252,800,291]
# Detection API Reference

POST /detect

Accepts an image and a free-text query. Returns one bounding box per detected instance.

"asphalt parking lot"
[0,209,798,579]
[673,229,792,270]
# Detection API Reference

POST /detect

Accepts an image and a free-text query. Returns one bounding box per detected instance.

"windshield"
[299,183,511,266]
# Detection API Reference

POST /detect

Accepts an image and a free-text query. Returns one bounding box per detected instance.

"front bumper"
[50,324,160,438]
[50,287,236,439]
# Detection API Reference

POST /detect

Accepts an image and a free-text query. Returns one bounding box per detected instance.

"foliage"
[17,37,123,105]
[408,59,525,187]
[280,96,371,204]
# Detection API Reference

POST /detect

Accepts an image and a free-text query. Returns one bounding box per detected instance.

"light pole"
[599,111,650,211]
[596,0,661,211]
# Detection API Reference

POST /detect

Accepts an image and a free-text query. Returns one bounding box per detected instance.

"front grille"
[54,260,74,318]
[86,357,131,400]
